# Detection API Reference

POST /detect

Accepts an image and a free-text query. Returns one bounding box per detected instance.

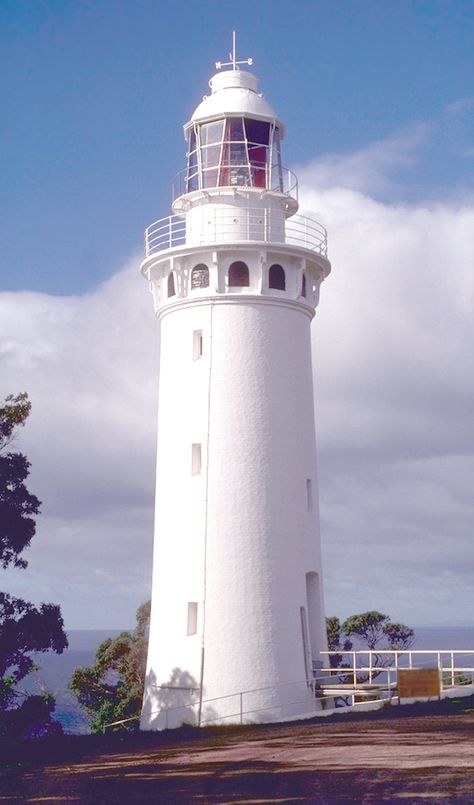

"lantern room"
[186,113,282,192]
[176,69,296,203]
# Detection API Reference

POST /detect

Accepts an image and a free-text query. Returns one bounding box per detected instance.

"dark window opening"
[269,263,286,290]
[191,263,209,289]
[228,261,249,287]
[301,273,307,298]
[168,272,176,297]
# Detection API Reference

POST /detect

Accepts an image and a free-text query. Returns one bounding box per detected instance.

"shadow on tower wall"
[141,667,217,730]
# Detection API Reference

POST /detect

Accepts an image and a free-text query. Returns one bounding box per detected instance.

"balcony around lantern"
[144,209,328,258]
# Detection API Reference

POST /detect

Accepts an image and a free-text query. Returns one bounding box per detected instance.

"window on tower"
[191,263,209,289]
[269,263,286,290]
[301,273,307,298]
[187,602,198,635]
[192,443,202,475]
[167,272,176,297]
[193,330,203,360]
[228,261,249,287]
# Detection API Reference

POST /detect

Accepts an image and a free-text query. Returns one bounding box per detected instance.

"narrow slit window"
[301,273,307,298]
[193,330,203,360]
[192,443,201,475]
[187,602,198,635]
[306,478,313,511]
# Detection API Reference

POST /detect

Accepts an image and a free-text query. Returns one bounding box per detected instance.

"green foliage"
[0,394,41,569]
[0,393,67,743]
[69,602,151,733]
[326,616,353,669]
[326,611,415,683]
[0,393,31,445]
[341,611,414,651]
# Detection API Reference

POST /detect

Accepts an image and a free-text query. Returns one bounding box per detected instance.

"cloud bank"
[1,128,473,630]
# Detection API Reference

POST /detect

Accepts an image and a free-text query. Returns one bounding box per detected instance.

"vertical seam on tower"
[198,300,214,725]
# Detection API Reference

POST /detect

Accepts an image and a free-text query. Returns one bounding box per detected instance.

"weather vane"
[216,31,253,71]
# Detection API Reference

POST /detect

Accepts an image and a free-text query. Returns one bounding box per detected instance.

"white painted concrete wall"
[140,294,327,729]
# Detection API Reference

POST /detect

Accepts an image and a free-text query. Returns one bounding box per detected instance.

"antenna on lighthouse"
[215,31,253,70]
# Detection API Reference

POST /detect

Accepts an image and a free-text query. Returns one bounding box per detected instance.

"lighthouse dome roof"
[184,69,285,138]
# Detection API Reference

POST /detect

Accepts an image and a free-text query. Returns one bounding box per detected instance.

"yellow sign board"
[398,668,441,699]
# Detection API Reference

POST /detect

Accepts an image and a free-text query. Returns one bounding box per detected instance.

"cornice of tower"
[156,293,316,322]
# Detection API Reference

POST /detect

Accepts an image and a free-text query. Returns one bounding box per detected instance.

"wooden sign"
[398,668,441,699]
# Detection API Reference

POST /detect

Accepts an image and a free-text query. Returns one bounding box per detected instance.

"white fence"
[318,649,474,705]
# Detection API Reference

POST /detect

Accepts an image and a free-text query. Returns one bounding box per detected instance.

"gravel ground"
[1,699,474,803]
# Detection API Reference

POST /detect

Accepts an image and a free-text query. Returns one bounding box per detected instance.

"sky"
[1,0,473,631]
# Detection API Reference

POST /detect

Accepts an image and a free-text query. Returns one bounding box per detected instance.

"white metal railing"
[144,210,327,258]
[103,678,318,733]
[102,650,474,732]
[172,164,298,201]
[319,649,474,702]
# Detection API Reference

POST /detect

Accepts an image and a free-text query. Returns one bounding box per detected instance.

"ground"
[1,699,474,803]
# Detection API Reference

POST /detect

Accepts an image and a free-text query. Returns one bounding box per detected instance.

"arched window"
[228,261,249,287]
[191,263,209,289]
[301,273,307,298]
[269,263,285,290]
[167,272,176,297]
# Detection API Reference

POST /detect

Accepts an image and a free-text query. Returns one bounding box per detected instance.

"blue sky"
[2,0,473,294]
[1,1,474,631]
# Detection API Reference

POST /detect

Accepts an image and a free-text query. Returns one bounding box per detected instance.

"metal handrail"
[172,164,298,201]
[102,651,474,732]
[320,649,474,688]
[144,210,327,257]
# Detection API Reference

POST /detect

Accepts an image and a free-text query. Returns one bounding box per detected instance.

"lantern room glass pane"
[245,120,270,188]
[219,118,249,187]
[227,118,245,141]
[200,121,224,146]
[270,127,283,192]
[186,130,199,192]
[245,119,270,145]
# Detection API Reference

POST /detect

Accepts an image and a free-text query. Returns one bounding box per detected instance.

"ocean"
[27,625,474,735]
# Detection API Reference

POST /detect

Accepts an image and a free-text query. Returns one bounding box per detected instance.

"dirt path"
[2,708,474,803]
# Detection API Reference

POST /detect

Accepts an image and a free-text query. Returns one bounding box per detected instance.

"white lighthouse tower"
[140,40,331,730]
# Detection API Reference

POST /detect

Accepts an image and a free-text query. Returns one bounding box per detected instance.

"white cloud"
[296,123,427,196]
[298,158,474,625]
[1,260,158,628]
[1,129,473,631]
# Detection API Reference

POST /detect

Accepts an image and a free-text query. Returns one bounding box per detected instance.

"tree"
[326,616,353,669]
[0,393,41,569]
[0,393,68,743]
[326,610,415,684]
[342,611,414,652]
[69,601,150,733]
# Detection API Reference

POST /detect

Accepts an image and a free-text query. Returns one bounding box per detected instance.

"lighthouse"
[140,40,331,729]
